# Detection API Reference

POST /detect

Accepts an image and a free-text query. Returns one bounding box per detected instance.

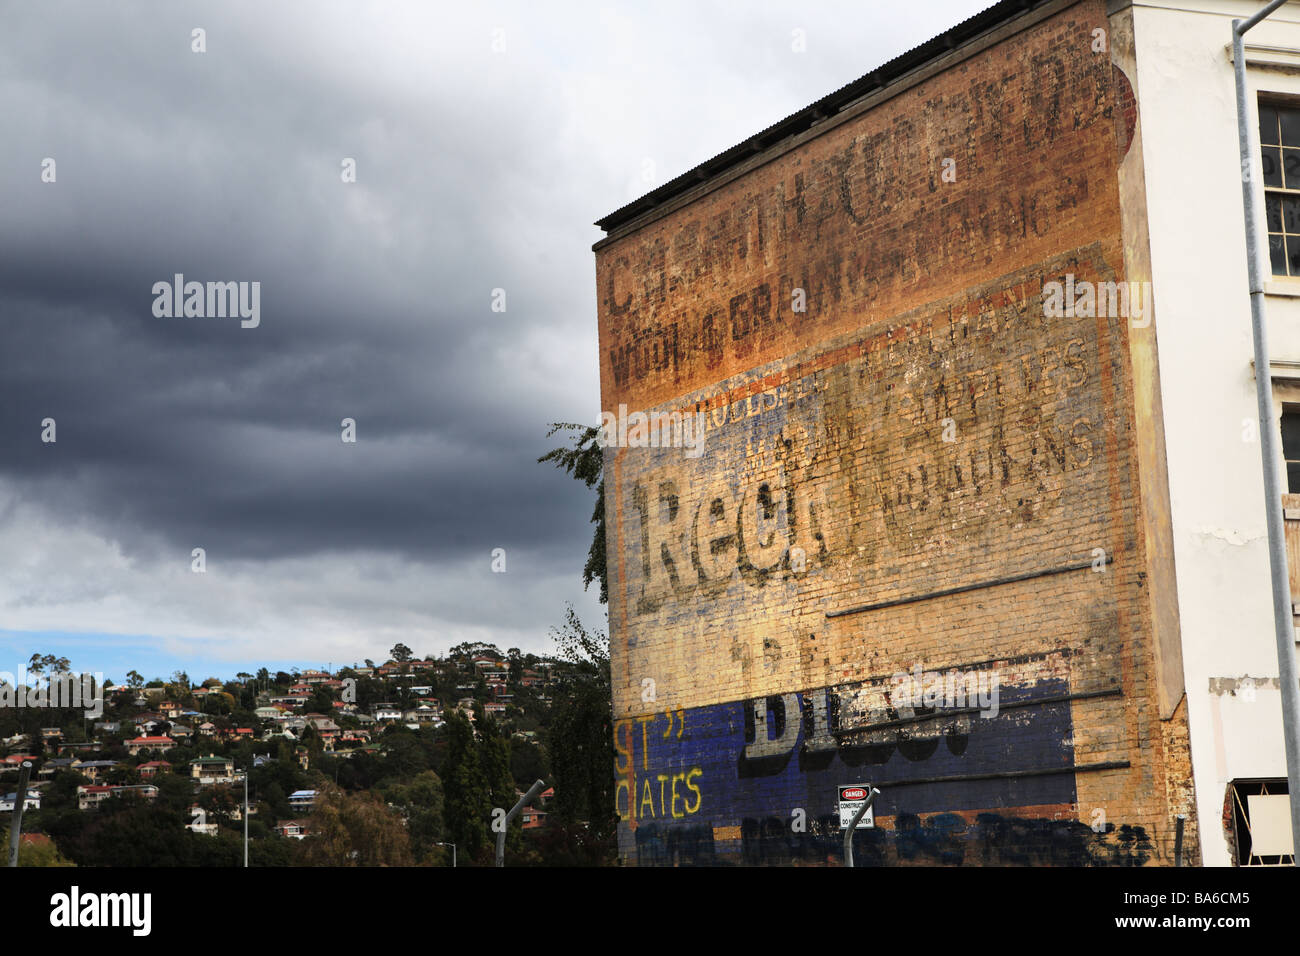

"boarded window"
[1228,778,1294,865]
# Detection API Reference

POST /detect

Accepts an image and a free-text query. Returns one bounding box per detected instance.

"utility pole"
[1233,0,1300,862]
[6,761,33,867]
[243,768,249,867]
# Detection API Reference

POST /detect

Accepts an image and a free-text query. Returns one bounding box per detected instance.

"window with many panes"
[1260,103,1300,277]
[1282,407,1300,493]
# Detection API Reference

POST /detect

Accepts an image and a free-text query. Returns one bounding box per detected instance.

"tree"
[125,670,144,690]
[45,771,91,812]
[309,686,333,715]
[299,723,324,765]
[155,773,197,814]
[546,605,617,864]
[538,424,617,864]
[25,653,72,678]
[197,785,240,825]
[381,733,430,780]
[61,804,201,866]
[440,710,491,863]
[296,783,413,866]
[17,837,75,867]
[448,641,501,661]
[390,643,413,664]
[539,423,607,603]
[385,770,444,863]
[510,737,546,789]
[480,718,524,859]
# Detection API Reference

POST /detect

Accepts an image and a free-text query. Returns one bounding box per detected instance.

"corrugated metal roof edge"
[593,0,1053,236]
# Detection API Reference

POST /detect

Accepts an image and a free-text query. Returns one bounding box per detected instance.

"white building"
[0,788,41,812]
[1115,0,1300,865]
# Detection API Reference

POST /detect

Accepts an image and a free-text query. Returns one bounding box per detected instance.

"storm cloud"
[0,0,992,671]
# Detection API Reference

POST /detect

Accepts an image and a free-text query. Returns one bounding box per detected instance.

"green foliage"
[309,686,333,714]
[27,653,72,676]
[17,838,75,867]
[538,423,607,604]
[58,804,242,867]
[382,733,432,780]
[440,710,491,863]
[259,781,289,821]
[46,771,90,811]
[204,691,234,715]
[448,641,502,660]
[546,607,617,864]
[480,718,526,858]
[296,782,413,866]
[154,773,196,814]
[536,420,620,863]
[384,770,444,863]
[510,738,547,791]
[197,785,239,823]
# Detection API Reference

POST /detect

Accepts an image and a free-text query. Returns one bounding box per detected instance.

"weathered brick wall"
[595,0,1195,865]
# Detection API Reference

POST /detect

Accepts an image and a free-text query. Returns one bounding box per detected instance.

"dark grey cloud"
[0,0,992,659]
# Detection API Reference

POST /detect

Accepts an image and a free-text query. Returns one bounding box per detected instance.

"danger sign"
[838,784,876,829]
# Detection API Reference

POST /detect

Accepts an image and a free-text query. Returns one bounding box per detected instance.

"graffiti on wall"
[616,649,1150,865]
[616,650,1075,826]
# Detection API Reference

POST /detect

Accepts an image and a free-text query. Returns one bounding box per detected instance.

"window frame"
[1281,403,1300,494]
[1259,96,1300,278]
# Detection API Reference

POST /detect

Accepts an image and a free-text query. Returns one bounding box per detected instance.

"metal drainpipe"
[1234,0,1300,864]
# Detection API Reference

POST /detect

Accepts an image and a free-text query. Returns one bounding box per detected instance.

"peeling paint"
[1189,527,1264,547]
[1208,675,1281,695]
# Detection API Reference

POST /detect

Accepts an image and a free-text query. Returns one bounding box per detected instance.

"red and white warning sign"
[838,785,876,829]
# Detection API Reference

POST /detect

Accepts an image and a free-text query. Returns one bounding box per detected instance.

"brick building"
[593,0,1300,866]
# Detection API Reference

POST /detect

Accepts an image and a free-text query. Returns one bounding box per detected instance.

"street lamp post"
[438,841,456,867]
[1233,0,1300,862]
[496,780,545,867]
